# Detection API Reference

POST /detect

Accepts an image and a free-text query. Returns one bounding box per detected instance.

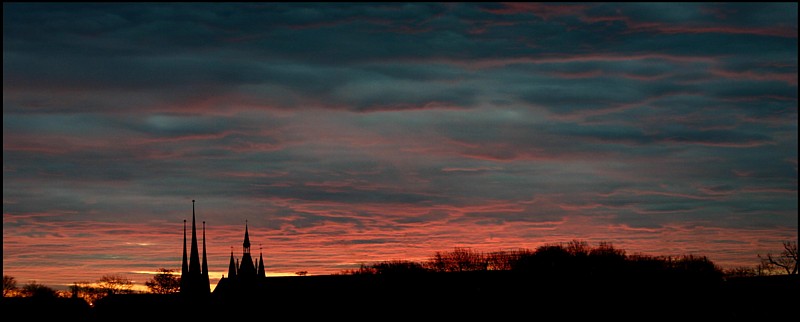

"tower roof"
[227,250,237,279]
[181,219,188,278]
[189,200,201,274]
[243,220,251,249]
[258,250,266,278]
[202,221,210,293]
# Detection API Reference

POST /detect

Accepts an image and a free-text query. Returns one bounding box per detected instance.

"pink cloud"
[431,54,715,71]
[710,69,798,85]
[608,188,720,201]
[218,170,289,178]
[547,69,605,79]
[577,8,798,39]
[135,130,247,144]
[630,23,798,38]
[3,133,125,156]
[441,166,501,172]
[659,137,773,148]
[484,3,589,20]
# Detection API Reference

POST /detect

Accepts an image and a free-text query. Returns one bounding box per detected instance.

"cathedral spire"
[180,219,188,291]
[202,221,210,293]
[227,249,237,279]
[236,221,256,278]
[189,200,201,275]
[243,220,251,254]
[258,247,266,278]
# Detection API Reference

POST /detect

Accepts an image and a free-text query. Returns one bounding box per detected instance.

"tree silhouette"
[427,251,447,272]
[97,274,134,295]
[486,249,534,271]
[145,268,181,294]
[371,260,427,274]
[426,248,488,272]
[759,241,798,275]
[565,239,591,256]
[723,266,758,278]
[72,281,106,305]
[341,240,725,287]
[3,275,17,297]
[21,281,57,298]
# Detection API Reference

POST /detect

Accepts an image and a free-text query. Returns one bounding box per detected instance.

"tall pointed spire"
[202,221,210,293]
[180,200,209,296]
[227,249,237,279]
[180,219,188,292]
[243,220,251,254]
[237,221,256,277]
[258,248,266,278]
[189,200,201,275]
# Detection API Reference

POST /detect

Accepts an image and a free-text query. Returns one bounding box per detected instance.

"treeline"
[344,240,723,282]
[2,272,172,307]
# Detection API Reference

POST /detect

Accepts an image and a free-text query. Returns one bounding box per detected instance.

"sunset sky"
[3,3,797,291]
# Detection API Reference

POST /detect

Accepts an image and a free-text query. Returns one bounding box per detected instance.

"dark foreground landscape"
[4,273,797,321]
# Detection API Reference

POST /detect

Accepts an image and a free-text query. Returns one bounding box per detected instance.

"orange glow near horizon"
[3,212,796,290]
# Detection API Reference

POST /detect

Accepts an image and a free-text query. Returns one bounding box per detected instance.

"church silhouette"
[180,200,266,298]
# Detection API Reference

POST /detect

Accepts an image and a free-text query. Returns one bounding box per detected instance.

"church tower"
[180,200,210,296]
[237,221,257,279]
[258,249,266,278]
[202,221,211,294]
[180,219,189,292]
[211,220,267,297]
[227,250,238,279]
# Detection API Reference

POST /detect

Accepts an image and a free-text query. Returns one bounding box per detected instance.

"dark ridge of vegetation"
[342,240,725,284]
[3,240,797,321]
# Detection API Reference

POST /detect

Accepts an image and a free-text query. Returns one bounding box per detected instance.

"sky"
[3,3,797,290]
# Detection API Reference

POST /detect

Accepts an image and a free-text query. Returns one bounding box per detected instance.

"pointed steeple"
[243,220,251,254]
[189,200,201,275]
[202,221,210,294]
[238,221,256,277]
[258,249,266,278]
[227,250,237,279]
[180,219,188,292]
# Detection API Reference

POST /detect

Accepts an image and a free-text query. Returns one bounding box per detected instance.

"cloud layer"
[3,3,797,289]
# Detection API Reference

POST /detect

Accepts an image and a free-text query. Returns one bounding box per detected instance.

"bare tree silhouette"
[3,275,17,297]
[97,274,134,295]
[427,248,488,272]
[759,241,798,275]
[371,260,427,274]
